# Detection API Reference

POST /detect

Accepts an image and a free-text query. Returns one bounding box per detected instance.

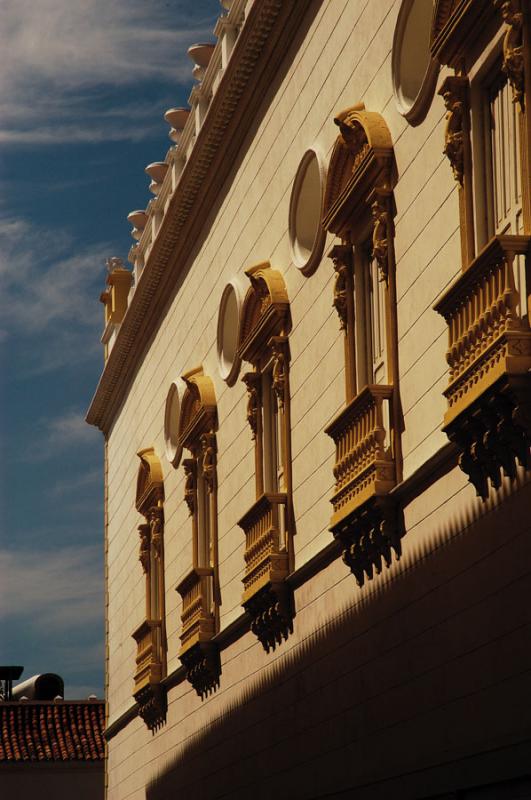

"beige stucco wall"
[102,1,531,797]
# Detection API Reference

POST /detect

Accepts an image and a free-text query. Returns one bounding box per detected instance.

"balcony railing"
[436,235,530,424]
[326,384,396,529]
[238,492,292,651]
[239,492,289,605]
[131,618,163,695]
[176,567,215,655]
[435,234,531,497]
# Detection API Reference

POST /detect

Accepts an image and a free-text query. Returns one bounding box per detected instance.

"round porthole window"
[164,381,183,467]
[217,280,242,386]
[289,148,326,276]
[392,0,439,125]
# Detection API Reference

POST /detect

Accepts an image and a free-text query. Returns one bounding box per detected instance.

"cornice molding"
[87,0,315,435]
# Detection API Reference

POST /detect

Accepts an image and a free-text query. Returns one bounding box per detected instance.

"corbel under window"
[321,103,403,587]
[132,448,167,731]
[237,261,294,651]
[175,366,221,697]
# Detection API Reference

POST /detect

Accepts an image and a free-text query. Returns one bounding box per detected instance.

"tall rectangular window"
[483,68,526,320]
[354,244,387,389]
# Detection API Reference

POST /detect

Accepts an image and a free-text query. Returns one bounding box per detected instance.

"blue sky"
[0,0,220,699]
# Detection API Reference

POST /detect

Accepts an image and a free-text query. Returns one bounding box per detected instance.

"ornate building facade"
[88,1,531,797]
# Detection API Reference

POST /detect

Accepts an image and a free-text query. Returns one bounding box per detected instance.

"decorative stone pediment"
[322,104,396,241]
[237,262,290,365]
[238,261,290,364]
[178,366,217,451]
[136,448,164,515]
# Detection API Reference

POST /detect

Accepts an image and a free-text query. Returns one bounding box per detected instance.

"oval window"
[289,148,326,276]
[164,381,183,467]
[217,280,242,385]
[392,0,439,125]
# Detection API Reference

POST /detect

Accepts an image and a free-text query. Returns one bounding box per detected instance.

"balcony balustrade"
[238,493,292,652]
[326,384,400,587]
[131,619,166,730]
[176,567,220,698]
[435,234,531,498]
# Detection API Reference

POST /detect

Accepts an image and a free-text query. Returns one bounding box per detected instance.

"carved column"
[329,243,356,402]
[494,0,530,234]
[242,371,264,496]
[370,187,403,483]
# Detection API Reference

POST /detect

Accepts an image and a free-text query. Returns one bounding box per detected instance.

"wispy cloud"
[1,0,218,145]
[20,409,99,463]
[44,410,99,449]
[0,545,103,630]
[50,468,101,498]
[0,215,109,374]
[0,545,104,697]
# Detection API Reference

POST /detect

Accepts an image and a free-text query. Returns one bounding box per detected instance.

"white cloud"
[0,0,217,145]
[0,217,107,332]
[19,408,100,463]
[44,410,99,449]
[50,468,101,497]
[0,545,103,631]
[0,214,109,373]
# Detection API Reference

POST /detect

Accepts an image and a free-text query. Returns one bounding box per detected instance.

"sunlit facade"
[88,1,531,797]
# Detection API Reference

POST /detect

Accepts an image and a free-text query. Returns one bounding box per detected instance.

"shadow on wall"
[147,474,531,800]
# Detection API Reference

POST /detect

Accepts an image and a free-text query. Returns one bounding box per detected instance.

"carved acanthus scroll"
[330,244,352,330]
[440,75,468,186]
[495,0,525,110]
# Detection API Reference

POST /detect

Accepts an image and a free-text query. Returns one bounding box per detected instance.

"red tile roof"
[0,701,105,762]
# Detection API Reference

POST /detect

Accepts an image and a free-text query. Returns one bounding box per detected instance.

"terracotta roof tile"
[0,701,105,762]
